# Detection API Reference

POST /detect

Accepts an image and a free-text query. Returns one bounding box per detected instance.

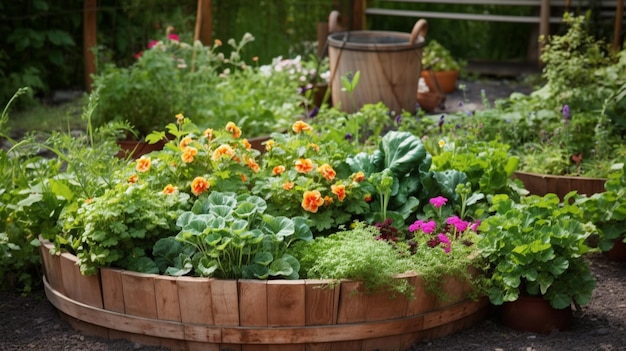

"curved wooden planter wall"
[513,171,607,200]
[40,239,487,351]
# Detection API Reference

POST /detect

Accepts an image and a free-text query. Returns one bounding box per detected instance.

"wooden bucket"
[327,14,427,114]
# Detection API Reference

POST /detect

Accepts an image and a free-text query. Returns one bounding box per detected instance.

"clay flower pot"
[501,295,572,334]
[421,70,458,94]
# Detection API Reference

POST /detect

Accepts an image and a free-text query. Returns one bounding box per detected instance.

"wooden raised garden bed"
[39,238,488,351]
[513,171,607,200]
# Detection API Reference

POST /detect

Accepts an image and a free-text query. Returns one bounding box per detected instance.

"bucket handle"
[328,10,345,34]
[409,19,428,46]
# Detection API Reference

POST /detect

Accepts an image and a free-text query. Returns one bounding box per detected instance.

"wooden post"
[538,0,550,64]
[352,0,365,30]
[194,0,212,46]
[614,0,624,51]
[83,0,97,92]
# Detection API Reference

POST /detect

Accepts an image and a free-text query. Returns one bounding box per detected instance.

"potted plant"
[420,39,464,94]
[578,162,626,261]
[477,192,596,334]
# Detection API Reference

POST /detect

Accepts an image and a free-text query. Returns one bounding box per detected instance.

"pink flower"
[429,196,448,208]
[409,219,437,234]
[471,220,481,232]
[446,216,469,232]
[147,40,159,49]
[438,233,452,253]
[408,220,424,233]
[167,34,180,42]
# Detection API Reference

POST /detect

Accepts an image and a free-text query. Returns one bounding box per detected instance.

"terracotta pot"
[513,171,607,201]
[607,238,626,262]
[421,70,458,94]
[501,295,572,334]
[417,91,446,112]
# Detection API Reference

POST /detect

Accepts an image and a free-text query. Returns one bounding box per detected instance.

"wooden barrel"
[327,14,427,114]
[39,237,488,351]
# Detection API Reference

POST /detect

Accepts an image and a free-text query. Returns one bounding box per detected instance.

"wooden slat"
[154,275,182,322]
[59,252,103,308]
[211,279,239,326]
[121,271,158,319]
[336,281,367,324]
[177,276,213,324]
[383,0,544,5]
[239,280,268,326]
[305,280,339,326]
[100,268,125,313]
[365,8,564,23]
[39,238,65,295]
[267,280,306,327]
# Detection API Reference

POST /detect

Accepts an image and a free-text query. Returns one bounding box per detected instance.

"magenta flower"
[438,233,452,253]
[447,216,469,232]
[421,220,437,234]
[471,220,481,232]
[429,196,448,208]
[408,219,424,233]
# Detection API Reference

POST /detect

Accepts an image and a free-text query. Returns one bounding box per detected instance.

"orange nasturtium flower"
[181,146,198,163]
[241,174,247,182]
[225,121,241,138]
[283,181,295,190]
[247,158,260,173]
[136,157,151,173]
[180,136,193,150]
[309,143,320,153]
[331,184,346,202]
[203,128,214,140]
[265,140,275,152]
[353,171,366,183]
[295,158,314,173]
[324,195,334,206]
[127,174,138,184]
[318,163,336,181]
[292,120,312,133]
[175,113,185,124]
[191,176,210,196]
[302,190,325,213]
[214,39,223,47]
[364,194,372,202]
[273,165,286,176]
[242,138,252,149]
[212,144,235,160]
[162,184,178,195]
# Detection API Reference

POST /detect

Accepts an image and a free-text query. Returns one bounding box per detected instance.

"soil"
[2,79,624,351]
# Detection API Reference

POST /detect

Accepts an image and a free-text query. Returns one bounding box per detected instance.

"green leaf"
[268,258,294,278]
[263,216,295,239]
[253,251,273,266]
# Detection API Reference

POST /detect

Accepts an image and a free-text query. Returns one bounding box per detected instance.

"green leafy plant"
[578,162,626,252]
[421,40,463,72]
[477,193,596,310]
[346,130,466,225]
[154,191,313,279]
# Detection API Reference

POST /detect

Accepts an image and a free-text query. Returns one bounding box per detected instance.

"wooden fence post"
[83,0,97,92]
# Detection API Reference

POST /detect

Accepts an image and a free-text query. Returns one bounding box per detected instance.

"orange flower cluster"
[295,158,314,173]
[136,157,151,173]
[212,144,235,161]
[225,121,241,138]
[273,165,285,176]
[331,184,346,202]
[191,176,209,196]
[301,190,324,213]
[182,147,198,163]
[162,184,178,194]
[318,163,336,181]
[292,120,312,133]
